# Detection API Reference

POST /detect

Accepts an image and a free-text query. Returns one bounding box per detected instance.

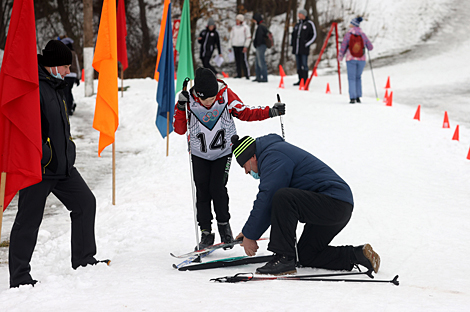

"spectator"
[338,17,374,104]
[291,9,316,86]
[198,18,222,77]
[252,13,269,83]
[229,14,251,79]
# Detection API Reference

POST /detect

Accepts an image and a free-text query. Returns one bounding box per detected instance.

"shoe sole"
[256,269,297,276]
[363,244,380,273]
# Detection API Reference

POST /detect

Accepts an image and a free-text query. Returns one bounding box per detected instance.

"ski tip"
[172,264,178,269]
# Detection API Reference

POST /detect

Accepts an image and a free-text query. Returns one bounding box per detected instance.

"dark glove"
[269,103,286,117]
[75,78,80,86]
[177,90,190,111]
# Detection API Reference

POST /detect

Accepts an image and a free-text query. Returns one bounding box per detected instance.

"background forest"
[0,0,392,78]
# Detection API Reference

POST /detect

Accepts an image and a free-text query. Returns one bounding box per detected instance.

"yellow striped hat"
[231,135,256,166]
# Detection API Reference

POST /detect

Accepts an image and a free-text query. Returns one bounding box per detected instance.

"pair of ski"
[171,238,268,269]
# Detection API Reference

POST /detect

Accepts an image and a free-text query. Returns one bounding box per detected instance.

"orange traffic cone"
[222,71,229,78]
[383,89,389,103]
[314,68,318,77]
[384,76,391,89]
[386,91,393,106]
[81,69,85,82]
[279,65,286,77]
[413,105,421,121]
[279,76,285,89]
[299,78,305,90]
[452,125,459,141]
[467,146,470,160]
[325,83,331,94]
[443,111,450,128]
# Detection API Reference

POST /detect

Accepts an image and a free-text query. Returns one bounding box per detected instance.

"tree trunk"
[138,0,150,60]
[279,0,293,68]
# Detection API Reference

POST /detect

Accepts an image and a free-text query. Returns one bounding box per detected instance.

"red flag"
[0,0,42,210]
[117,0,128,71]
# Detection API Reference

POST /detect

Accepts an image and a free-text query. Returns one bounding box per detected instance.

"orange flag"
[0,0,41,210]
[93,0,119,156]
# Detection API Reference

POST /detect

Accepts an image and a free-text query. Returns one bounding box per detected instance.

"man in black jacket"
[198,18,222,76]
[8,40,106,288]
[252,13,269,82]
[291,9,316,86]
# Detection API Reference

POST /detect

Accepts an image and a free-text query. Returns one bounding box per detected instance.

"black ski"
[177,255,274,271]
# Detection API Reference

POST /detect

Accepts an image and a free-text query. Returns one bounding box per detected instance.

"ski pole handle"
[182,77,190,92]
[277,94,285,139]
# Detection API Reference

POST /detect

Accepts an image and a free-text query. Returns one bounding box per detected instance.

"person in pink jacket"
[338,17,373,104]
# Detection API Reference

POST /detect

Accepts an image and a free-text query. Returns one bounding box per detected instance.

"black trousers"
[9,167,97,287]
[191,155,232,231]
[201,53,218,75]
[233,46,249,78]
[268,188,355,271]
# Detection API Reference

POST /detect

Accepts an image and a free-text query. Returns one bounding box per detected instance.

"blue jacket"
[242,134,354,240]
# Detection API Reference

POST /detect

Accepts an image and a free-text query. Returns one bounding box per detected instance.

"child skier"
[173,68,285,249]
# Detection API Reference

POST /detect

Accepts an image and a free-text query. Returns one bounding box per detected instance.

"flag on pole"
[117,0,128,71]
[155,0,175,138]
[175,0,194,92]
[154,0,172,81]
[0,0,42,210]
[93,0,119,156]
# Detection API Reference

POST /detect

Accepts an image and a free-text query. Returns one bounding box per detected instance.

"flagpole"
[121,64,124,98]
[0,172,6,242]
[166,112,170,156]
[112,142,116,205]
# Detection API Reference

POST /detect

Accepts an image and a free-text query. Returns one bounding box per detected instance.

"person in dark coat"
[291,9,316,86]
[198,18,222,75]
[252,13,269,82]
[8,40,107,288]
[231,133,380,275]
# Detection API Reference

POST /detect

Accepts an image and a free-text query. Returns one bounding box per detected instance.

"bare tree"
[0,0,13,50]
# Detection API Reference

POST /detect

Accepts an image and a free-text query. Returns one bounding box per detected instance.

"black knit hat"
[41,40,72,67]
[194,67,218,99]
[231,135,256,167]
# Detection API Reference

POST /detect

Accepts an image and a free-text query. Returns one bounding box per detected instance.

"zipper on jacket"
[63,99,70,124]
[43,137,52,174]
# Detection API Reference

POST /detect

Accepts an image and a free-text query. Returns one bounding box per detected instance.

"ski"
[210,272,399,286]
[177,255,273,271]
[170,237,268,259]
[172,249,216,269]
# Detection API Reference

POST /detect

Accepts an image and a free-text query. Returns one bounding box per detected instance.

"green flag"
[175,0,194,92]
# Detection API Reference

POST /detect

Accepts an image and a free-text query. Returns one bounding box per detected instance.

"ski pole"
[367,49,379,101]
[182,77,200,250]
[211,272,399,286]
[276,94,285,139]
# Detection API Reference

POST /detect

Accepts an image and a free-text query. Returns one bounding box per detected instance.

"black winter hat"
[41,40,72,67]
[253,13,263,23]
[194,67,219,99]
[231,135,256,167]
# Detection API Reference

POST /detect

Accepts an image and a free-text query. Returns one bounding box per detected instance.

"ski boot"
[196,230,215,250]
[352,244,380,273]
[217,222,234,249]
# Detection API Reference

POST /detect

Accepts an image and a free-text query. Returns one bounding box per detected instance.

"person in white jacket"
[229,14,251,79]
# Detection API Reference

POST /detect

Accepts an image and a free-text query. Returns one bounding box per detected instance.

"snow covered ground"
[1,0,470,310]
